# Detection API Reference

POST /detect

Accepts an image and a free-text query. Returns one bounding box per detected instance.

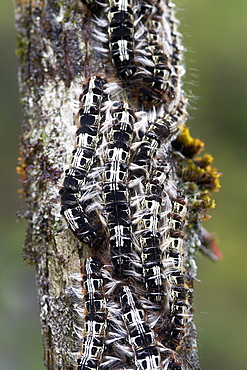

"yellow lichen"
[173,124,204,158]
[173,124,221,223]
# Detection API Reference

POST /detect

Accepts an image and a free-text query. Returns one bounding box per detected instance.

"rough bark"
[14,1,220,369]
[15,1,93,367]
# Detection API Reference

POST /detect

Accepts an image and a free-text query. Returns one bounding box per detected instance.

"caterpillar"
[107,0,136,80]
[131,104,182,169]
[165,1,184,77]
[100,271,136,369]
[131,166,166,304]
[77,257,107,370]
[101,100,137,279]
[133,2,175,107]
[162,1,185,112]
[139,163,177,305]
[119,285,161,370]
[160,193,191,351]
[60,76,107,246]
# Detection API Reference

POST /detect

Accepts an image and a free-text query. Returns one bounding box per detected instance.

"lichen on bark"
[15,1,94,367]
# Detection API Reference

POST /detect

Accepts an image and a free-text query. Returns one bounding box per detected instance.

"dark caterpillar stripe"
[60,76,106,245]
[107,0,136,80]
[119,286,161,370]
[161,194,191,350]
[102,101,136,278]
[133,3,174,106]
[138,164,173,304]
[77,257,107,370]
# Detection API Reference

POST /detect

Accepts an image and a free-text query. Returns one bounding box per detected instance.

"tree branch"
[14,1,220,369]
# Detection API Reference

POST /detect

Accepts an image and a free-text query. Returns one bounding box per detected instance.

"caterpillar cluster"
[60,1,200,369]
[86,0,184,108]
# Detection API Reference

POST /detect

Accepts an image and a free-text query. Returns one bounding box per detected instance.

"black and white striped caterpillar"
[101,100,137,279]
[119,285,161,370]
[60,76,107,246]
[107,0,136,80]
[138,165,172,305]
[160,193,191,352]
[76,257,107,370]
[133,2,174,106]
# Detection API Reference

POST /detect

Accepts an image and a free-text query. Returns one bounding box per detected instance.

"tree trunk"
[14,1,220,369]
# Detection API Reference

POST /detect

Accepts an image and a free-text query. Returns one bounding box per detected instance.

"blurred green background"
[0,1,246,369]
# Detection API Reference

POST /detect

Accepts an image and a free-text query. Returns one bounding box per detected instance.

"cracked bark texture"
[15,1,95,368]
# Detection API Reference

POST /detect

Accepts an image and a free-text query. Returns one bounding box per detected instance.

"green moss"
[15,34,30,65]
